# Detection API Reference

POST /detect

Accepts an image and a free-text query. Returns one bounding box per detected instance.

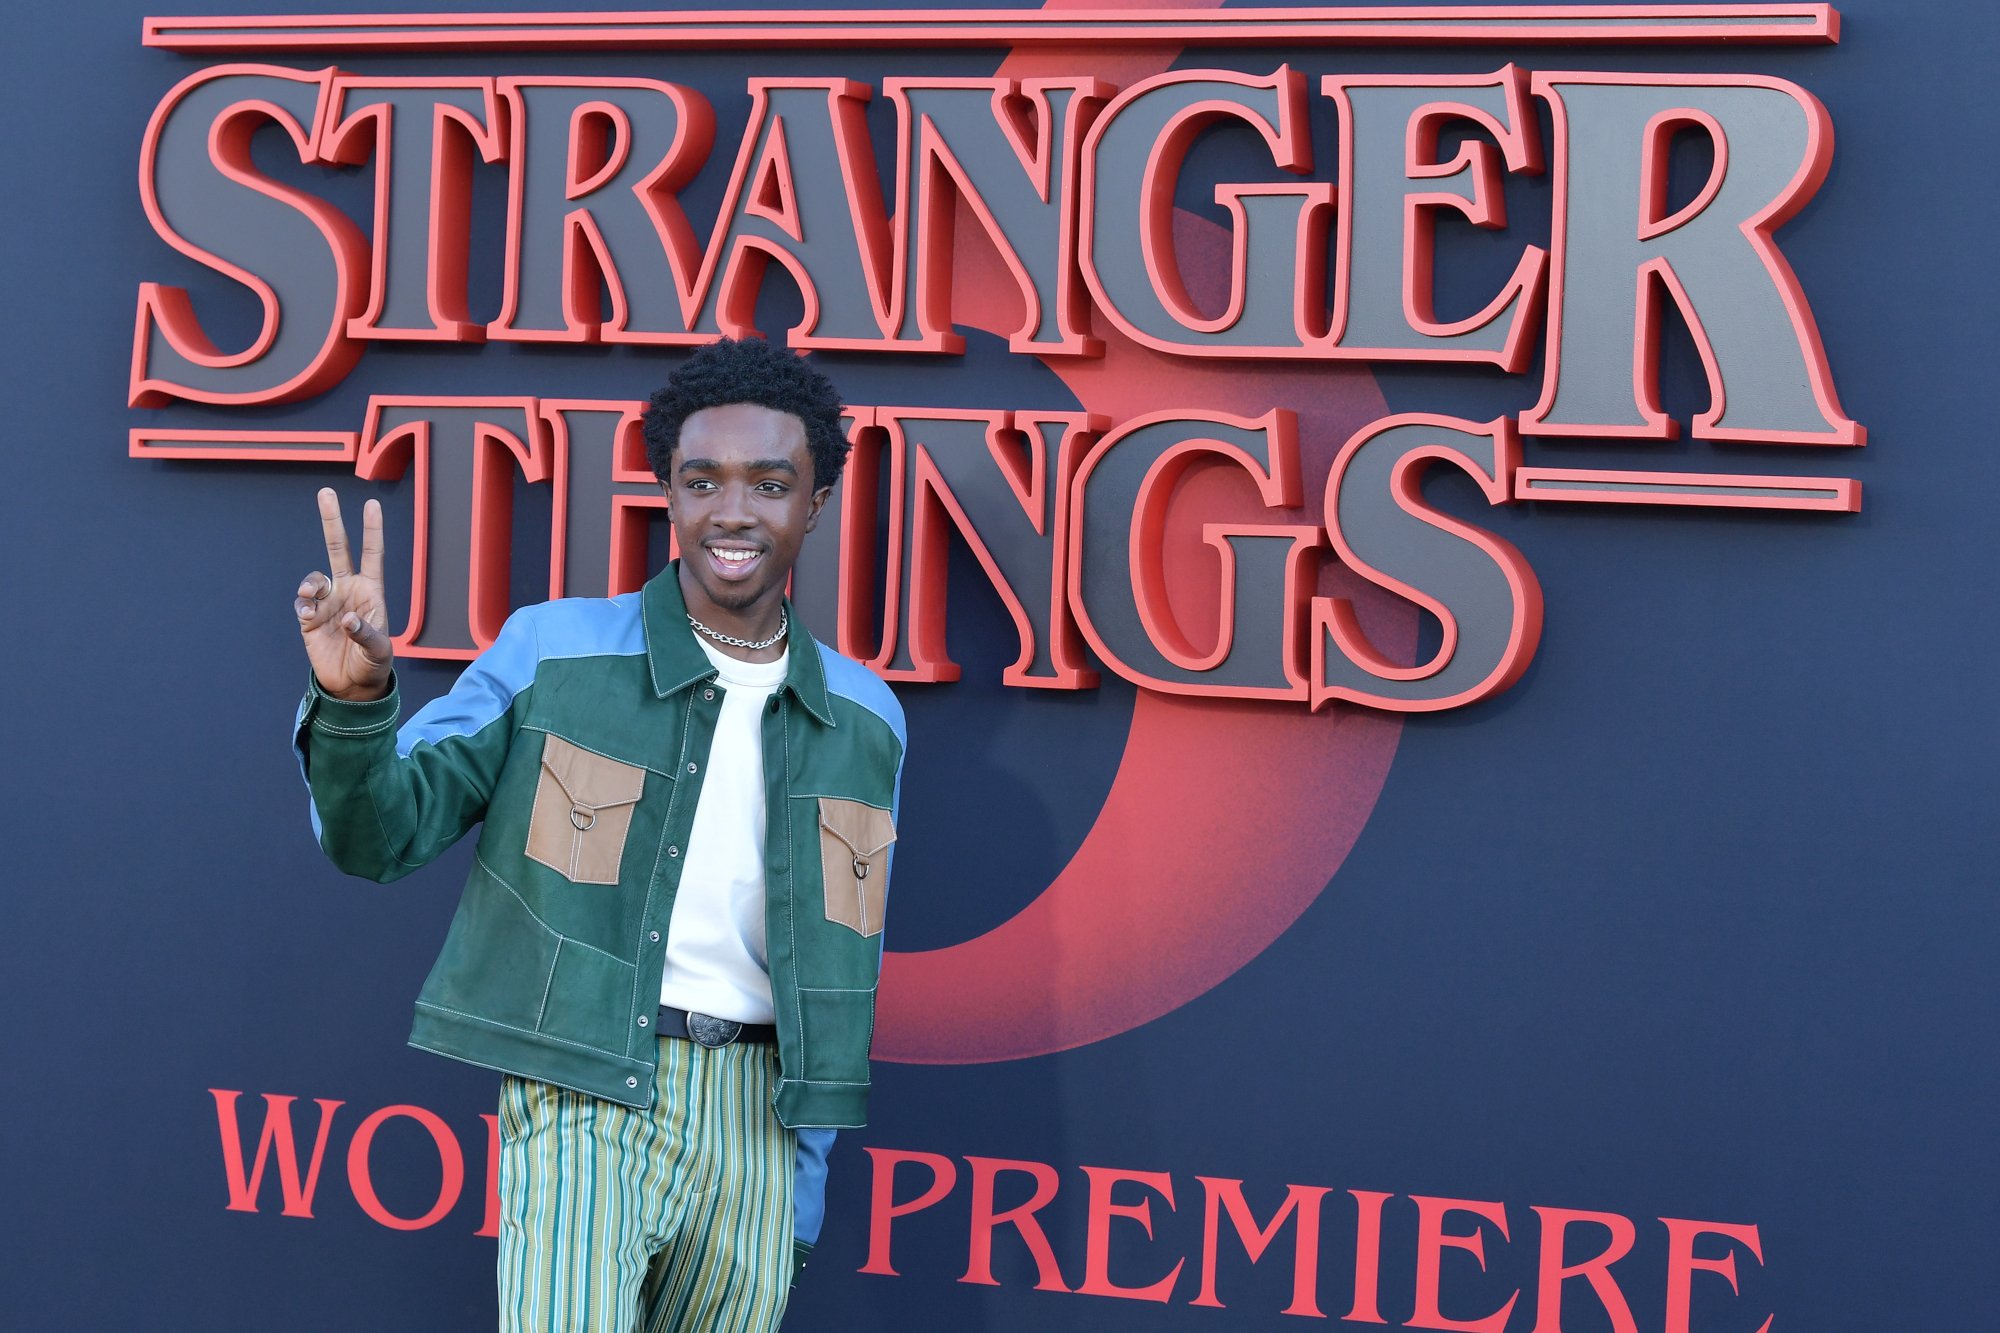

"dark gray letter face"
[1328,70,1545,367]
[1083,71,1328,354]
[1528,76,1862,444]
[493,78,713,342]
[1315,418,1540,710]
[135,68,365,405]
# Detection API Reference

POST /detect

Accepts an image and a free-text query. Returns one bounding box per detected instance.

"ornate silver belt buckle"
[685,1012,742,1048]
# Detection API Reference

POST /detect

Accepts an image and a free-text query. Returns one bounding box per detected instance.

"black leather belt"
[656,1004,777,1048]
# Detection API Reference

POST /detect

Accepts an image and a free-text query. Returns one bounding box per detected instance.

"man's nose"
[716,482,757,528]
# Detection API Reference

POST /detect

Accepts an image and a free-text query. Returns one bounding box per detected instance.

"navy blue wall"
[2,3,1992,1329]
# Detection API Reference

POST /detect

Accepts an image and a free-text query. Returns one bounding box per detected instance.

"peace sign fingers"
[317,486,355,581]
[357,496,385,588]
[299,487,395,702]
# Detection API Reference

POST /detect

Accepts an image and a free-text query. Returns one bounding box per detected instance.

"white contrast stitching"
[523,756,548,871]
[473,854,634,967]
[536,939,562,1030]
[782,701,806,1079]
[520,725,680,780]
[789,792,892,809]
[413,1001,648,1061]
[311,715,397,737]
[625,687,698,1058]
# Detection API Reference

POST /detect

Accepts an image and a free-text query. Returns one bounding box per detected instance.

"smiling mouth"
[707,545,765,576]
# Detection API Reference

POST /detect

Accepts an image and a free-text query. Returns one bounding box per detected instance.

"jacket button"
[703,688,715,701]
[650,930,661,942]
[668,845,680,858]
[637,1015,649,1028]
[626,1076,639,1089]
[687,762,698,774]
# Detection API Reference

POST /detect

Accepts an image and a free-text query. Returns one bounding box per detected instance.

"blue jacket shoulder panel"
[816,640,906,753]
[396,594,645,757]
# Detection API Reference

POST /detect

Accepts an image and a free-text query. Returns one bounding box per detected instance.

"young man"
[291,338,905,1332]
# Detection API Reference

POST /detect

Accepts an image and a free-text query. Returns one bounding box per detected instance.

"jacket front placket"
[625,577,729,1096]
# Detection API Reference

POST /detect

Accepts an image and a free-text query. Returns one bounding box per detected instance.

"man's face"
[664,402,830,629]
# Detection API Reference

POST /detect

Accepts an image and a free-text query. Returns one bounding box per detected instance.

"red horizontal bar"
[1514,466,1860,511]
[130,428,359,462]
[143,5,1839,52]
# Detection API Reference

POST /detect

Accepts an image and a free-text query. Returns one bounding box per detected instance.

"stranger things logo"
[132,4,1863,1057]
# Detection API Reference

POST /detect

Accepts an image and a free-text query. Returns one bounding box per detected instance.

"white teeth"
[714,548,757,564]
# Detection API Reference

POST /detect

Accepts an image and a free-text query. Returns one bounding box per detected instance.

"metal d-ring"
[570,804,597,832]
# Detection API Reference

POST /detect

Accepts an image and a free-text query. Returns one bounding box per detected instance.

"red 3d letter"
[318,76,507,342]
[884,77,1110,356]
[133,66,367,406]
[1313,414,1542,711]
[1322,66,1547,369]
[1080,68,1332,357]
[489,77,714,344]
[1525,73,1863,445]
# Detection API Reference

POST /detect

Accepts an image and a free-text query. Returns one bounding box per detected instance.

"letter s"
[1313,414,1542,710]
[133,65,367,406]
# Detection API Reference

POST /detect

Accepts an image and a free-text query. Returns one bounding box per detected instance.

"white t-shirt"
[657,636,787,1023]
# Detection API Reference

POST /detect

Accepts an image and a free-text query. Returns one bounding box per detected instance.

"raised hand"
[295,487,394,701]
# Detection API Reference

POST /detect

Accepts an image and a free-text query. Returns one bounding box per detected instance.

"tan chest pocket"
[818,797,896,937]
[525,735,647,885]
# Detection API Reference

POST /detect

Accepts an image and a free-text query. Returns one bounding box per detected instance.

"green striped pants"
[496,1037,797,1333]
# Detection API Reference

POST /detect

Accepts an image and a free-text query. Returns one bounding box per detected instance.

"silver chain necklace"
[687,607,788,652]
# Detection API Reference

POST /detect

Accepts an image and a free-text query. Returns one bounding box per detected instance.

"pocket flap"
[818,797,896,858]
[538,734,646,811]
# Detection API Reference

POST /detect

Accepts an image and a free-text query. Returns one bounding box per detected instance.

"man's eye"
[757,482,788,494]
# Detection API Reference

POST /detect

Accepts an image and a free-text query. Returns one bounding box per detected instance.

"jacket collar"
[641,562,835,727]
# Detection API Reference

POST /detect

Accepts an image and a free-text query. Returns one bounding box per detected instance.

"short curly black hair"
[641,337,849,491]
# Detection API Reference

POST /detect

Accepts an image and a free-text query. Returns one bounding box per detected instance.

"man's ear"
[804,485,833,533]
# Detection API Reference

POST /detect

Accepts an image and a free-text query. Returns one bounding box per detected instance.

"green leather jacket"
[293,566,906,1132]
